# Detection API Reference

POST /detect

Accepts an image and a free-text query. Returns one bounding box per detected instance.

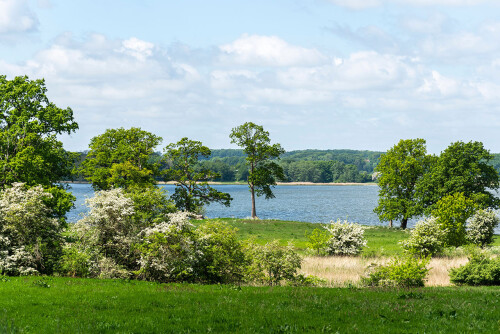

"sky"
[1,0,500,154]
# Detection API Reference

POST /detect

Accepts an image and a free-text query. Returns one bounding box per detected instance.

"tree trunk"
[251,184,257,219]
[401,218,408,230]
[389,220,393,228]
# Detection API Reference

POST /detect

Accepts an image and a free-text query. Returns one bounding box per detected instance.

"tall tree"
[416,141,500,211]
[80,127,162,190]
[374,139,434,229]
[163,137,232,213]
[0,75,79,220]
[229,122,285,218]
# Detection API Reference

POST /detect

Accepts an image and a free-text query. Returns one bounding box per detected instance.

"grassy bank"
[0,276,499,333]
[197,218,500,256]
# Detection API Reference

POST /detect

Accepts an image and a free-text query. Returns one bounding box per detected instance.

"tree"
[374,139,434,229]
[80,127,162,190]
[416,141,500,211]
[229,122,285,218]
[163,137,232,213]
[0,75,78,220]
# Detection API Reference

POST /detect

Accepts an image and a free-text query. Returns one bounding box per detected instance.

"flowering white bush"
[0,183,63,275]
[136,212,198,282]
[324,219,367,256]
[466,209,499,248]
[400,217,446,257]
[76,188,138,269]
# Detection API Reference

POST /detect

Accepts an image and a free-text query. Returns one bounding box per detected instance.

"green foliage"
[125,185,176,227]
[0,75,78,219]
[163,137,232,213]
[466,209,500,248]
[59,246,91,278]
[417,141,500,211]
[432,193,478,247]
[400,217,446,257]
[80,127,162,190]
[449,248,500,286]
[363,256,430,288]
[374,139,433,229]
[0,183,64,275]
[305,227,330,255]
[136,212,197,283]
[194,220,247,284]
[230,122,285,218]
[250,240,302,285]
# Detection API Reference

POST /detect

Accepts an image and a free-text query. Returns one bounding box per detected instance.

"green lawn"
[0,276,499,333]
[195,218,458,256]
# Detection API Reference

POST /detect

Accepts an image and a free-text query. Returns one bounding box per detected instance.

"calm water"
[66,183,500,231]
[67,183,396,226]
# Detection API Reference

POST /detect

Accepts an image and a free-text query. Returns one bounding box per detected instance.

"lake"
[67,183,405,227]
[66,183,500,231]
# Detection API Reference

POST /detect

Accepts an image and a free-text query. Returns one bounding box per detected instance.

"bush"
[76,188,139,269]
[194,220,247,284]
[136,212,197,283]
[305,228,330,255]
[449,249,500,286]
[362,256,430,288]
[466,209,499,248]
[0,183,64,275]
[324,219,367,256]
[432,193,477,247]
[250,240,302,286]
[400,217,446,257]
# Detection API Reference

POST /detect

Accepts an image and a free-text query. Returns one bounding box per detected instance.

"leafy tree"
[229,122,285,218]
[432,192,478,247]
[80,127,162,190]
[0,75,79,220]
[417,141,500,211]
[163,137,232,213]
[374,139,433,229]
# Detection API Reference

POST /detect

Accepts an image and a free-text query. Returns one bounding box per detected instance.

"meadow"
[1,218,499,333]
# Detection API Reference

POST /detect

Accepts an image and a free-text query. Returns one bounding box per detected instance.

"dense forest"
[72,149,500,184]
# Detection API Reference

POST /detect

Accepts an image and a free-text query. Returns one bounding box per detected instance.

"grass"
[0,276,499,333]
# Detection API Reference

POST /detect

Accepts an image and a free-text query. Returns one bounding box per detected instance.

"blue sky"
[1,0,500,154]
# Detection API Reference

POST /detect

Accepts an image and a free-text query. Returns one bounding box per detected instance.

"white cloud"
[119,37,155,61]
[0,0,38,36]
[219,34,327,67]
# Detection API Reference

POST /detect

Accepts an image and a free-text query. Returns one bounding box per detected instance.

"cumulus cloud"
[219,34,327,67]
[0,0,39,37]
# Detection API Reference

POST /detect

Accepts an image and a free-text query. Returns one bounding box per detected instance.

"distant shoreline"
[63,181,377,186]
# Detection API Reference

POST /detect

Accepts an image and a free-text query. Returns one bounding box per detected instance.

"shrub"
[0,183,63,275]
[363,256,430,288]
[125,185,176,227]
[432,193,477,247]
[77,188,139,269]
[400,217,446,257]
[194,220,247,284]
[59,245,91,278]
[136,212,197,283]
[305,227,330,255]
[324,219,367,256]
[466,209,499,248]
[449,249,500,286]
[251,240,302,286]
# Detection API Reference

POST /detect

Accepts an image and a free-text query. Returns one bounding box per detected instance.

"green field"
[196,218,500,256]
[1,219,499,333]
[0,276,499,333]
